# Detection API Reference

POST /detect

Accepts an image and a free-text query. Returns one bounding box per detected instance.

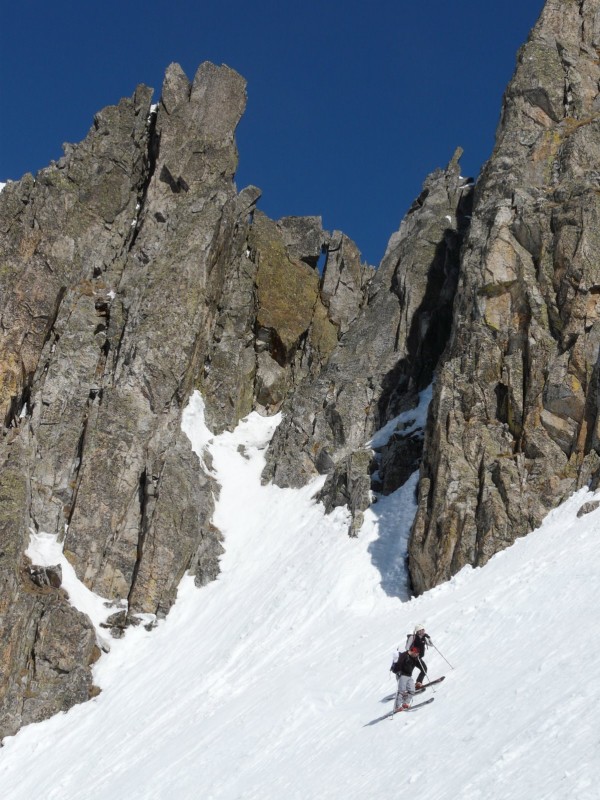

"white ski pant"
[396,675,415,706]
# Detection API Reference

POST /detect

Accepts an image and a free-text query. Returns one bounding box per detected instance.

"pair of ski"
[365,676,445,726]
[391,675,445,718]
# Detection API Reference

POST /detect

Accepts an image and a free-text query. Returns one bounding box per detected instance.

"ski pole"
[431,642,455,670]
[415,656,437,692]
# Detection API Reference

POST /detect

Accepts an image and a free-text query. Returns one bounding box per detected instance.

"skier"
[391,645,421,710]
[405,623,431,689]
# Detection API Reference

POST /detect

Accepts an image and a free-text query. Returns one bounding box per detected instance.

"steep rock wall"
[0,62,249,737]
[409,0,600,592]
[0,61,373,737]
[264,150,473,533]
[198,209,374,432]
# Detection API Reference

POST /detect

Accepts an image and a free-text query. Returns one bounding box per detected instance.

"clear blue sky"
[1,0,544,266]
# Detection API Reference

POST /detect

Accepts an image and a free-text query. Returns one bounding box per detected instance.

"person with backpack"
[405,623,431,689]
[390,645,421,710]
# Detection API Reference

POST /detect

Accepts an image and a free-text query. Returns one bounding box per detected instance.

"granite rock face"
[0,435,101,738]
[1,0,598,742]
[264,149,473,534]
[198,202,377,433]
[0,62,249,737]
[409,0,600,592]
[0,61,373,738]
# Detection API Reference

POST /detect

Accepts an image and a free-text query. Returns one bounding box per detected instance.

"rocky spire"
[409,0,600,592]
[0,60,374,738]
[0,62,249,737]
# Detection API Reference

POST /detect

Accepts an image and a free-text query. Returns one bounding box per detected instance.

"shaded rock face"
[198,209,375,432]
[0,437,101,738]
[409,0,600,593]
[264,150,473,534]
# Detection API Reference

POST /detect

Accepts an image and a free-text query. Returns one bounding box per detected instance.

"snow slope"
[1,391,599,800]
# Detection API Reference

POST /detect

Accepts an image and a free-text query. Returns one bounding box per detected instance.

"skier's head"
[414,624,426,634]
[409,646,419,657]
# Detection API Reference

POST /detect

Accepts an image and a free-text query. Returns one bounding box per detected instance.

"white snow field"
[2,390,600,800]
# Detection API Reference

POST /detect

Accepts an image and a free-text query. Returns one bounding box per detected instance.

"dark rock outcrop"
[0,436,100,738]
[264,149,473,534]
[0,61,373,738]
[0,62,249,737]
[409,0,600,592]
[198,208,375,432]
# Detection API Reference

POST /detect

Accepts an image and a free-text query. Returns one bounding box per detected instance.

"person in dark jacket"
[405,623,431,689]
[391,646,421,710]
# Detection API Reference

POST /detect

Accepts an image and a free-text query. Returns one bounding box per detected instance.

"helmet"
[414,623,426,634]
[409,646,419,655]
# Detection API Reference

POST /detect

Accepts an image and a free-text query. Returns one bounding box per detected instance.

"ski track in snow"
[1,390,600,799]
